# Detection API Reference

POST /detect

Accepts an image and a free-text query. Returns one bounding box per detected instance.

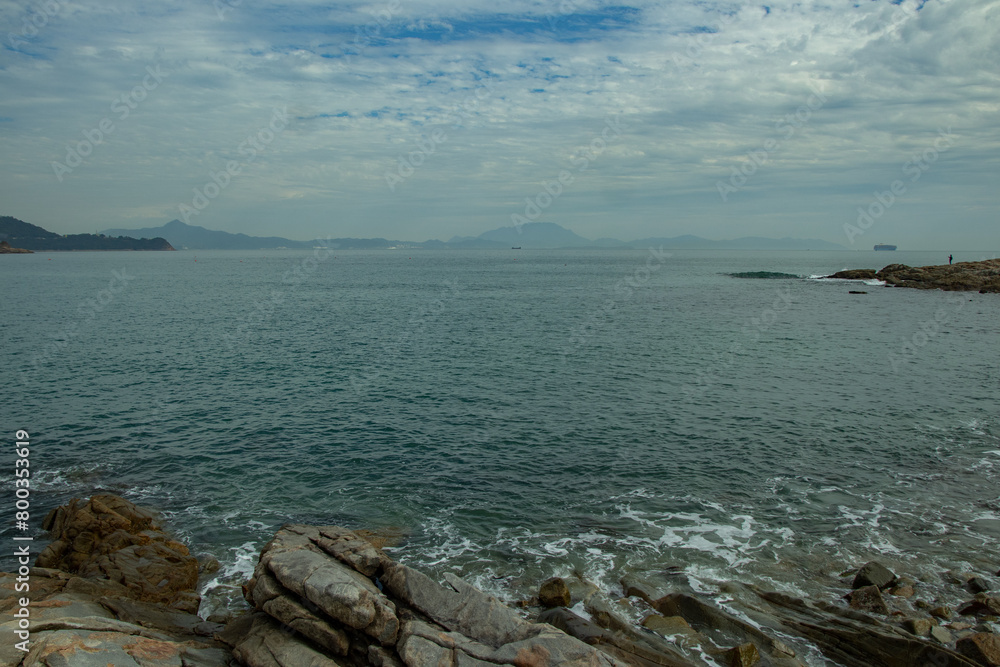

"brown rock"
[891,585,915,598]
[903,618,933,637]
[960,594,1000,617]
[848,585,890,615]
[957,633,1000,666]
[35,494,200,611]
[931,606,954,620]
[539,576,572,608]
[725,642,761,666]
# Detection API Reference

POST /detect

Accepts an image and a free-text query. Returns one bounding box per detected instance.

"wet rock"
[952,623,976,631]
[651,593,801,665]
[957,633,1000,666]
[539,606,697,667]
[853,562,898,591]
[891,586,916,599]
[969,578,992,594]
[904,618,934,637]
[825,269,878,280]
[725,642,761,666]
[539,576,572,608]
[848,585,890,615]
[754,589,980,667]
[932,626,956,644]
[960,594,1000,617]
[933,606,956,620]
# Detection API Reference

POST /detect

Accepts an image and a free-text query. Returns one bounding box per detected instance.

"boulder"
[724,643,761,667]
[957,633,1000,666]
[932,626,956,644]
[903,618,934,637]
[960,594,1000,617]
[235,524,629,667]
[969,577,992,594]
[848,585,889,615]
[853,562,898,591]
[539,576,572,608]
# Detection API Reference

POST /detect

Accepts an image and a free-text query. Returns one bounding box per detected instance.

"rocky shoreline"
[823,258,1000,292]
[0,240,32,254]
[3,494,999,666]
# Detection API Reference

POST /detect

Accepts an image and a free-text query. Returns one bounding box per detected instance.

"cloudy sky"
[1,0,998,248]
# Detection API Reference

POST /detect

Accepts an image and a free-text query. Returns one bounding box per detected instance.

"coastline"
[823,258,1000,293]
[4,494,998,666]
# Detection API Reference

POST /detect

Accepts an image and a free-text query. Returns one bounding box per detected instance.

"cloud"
[0,0,998,247]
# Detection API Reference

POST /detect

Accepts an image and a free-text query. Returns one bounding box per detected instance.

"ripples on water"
[3,248,998,622]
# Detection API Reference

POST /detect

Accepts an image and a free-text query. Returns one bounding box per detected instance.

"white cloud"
[1,0,997,247]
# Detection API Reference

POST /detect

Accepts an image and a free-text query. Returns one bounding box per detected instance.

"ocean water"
[3,248,999,631]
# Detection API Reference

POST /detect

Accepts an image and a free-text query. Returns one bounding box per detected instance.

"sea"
[3,247,999,644]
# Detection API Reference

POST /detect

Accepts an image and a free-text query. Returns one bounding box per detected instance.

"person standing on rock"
[949,254,953,264]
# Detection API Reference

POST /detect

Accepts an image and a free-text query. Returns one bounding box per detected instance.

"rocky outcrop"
[824,259,1000,293]
[37,494,200,613]
[0,240,32,253]
[222,524,628,667]
[0,494,230,666]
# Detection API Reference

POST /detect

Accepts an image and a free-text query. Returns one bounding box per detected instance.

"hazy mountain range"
[101,220,847,251]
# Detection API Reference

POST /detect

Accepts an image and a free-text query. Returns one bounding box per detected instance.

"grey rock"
[219,612,343,667]
[315,525,389,577]
[853,562,898,591]
[539,606,696,667]
[931,626,955,644]
[261,537,398,645]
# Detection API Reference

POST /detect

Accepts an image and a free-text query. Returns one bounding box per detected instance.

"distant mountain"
[99,219,847,251]
[101,219,312,251]
[1,216,173,251]
[632,235,844,250]
[476,222,592,248]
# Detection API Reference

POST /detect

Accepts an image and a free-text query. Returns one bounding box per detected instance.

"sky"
[1,0,998,249]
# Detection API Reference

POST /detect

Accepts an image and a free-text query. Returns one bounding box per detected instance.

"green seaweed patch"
[726,271,802,279]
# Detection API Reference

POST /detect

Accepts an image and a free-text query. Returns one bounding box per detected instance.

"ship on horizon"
[874,243,897,251]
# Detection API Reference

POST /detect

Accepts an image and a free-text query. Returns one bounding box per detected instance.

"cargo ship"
[874,244,897,251]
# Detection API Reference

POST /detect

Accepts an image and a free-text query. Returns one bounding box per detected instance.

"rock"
[539,576,572,608]
[825,269,878,280]
[651,592,801,665]
[932,626,956,644]
[219,611,343,667]
[969,577,992,594]
[848,585,890,615]
[539,606,697,667]
[891,585,916,598]
[36,494,200,611]
[725,642,761,666]
[826,259,1000,292]
[754,589,981,667]
[904,618,934,637]
[952,623,976,631]
[848,290,868,294]
[957,633,1000,666]
[253,525,399,645]
[933,606,955,620]
[960,594,1000,617]
[199,554,221,574]
[853,562,898,591]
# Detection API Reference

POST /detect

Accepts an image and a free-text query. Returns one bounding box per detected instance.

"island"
[825,258,1000,293]
[0,215,174,251]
